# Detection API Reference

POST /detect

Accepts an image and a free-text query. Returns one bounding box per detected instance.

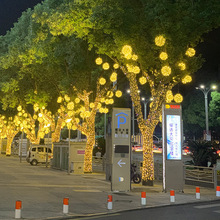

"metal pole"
[104,112,106,140]
[68,128,70,175]
[132,102,135,143]
[20,131,23,163]
[204,92,209,136]
[144,103,147,120]
[46,132,49,168]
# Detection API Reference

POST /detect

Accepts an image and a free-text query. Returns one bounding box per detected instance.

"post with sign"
[162,103,184,192]
[111,108,131,192]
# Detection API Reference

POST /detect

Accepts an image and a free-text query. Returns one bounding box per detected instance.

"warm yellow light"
[104,108,109,113]
[38,113,43,118]
[67,111,74,117]
[75,118,80,123]
[17,106,22,111]
[95,57,103,65]
[110,72,117,82]
[64,95,70,102]
[174,93,183,103]
[109,99,114,104]
[90,103,95,108]
[97,103,102,109]
[166,90,173,103]
[107,91,114,98]
[102,62,110,70]
[161,65,171,76]
[178,62,186,70]
[115,90,122,98]
[133,66,140,74]
[33,115,37,120]
[67,102,74,110]
[182,75,192,84]
[121,45,132,56]
[72,125,77,130]
[185,48,196,57]
[132,54,138,61]
[85,111,91,117]
[100,98,105,103]
[139,76,147,85]
[75,98,80,103]
[66,118,72,123]
[155,35,166,47]
[57,96,62,103]
[159,52,168,60]
[99,77,106,85]
[113,63,119,69]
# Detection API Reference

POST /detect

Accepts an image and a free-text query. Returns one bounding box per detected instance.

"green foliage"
[182,90,205,139]
[209,91,220,127]
[188,140,219,167]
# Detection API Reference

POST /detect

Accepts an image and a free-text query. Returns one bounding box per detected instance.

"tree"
[33,0,220,183]
[209,91,220,139]
[182,91,205,140]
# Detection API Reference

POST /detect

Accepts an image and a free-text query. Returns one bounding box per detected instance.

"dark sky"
[0,0,219,85]
[0,0,43,35]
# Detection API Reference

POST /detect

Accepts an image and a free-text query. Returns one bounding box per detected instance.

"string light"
[185,48,196,57]
[115,90,122,97]
[95,57,103,65]
[161,65,171,76]
[174,93,183,103]
[113,63,119,69]
[139,76,147,85]
[102,62,110,70]
[99,77,106,85]
[178,62,186,70]
[182,75,192,84]
[159,52,168,60]
[155,35,166,47]
[110,72,117,82]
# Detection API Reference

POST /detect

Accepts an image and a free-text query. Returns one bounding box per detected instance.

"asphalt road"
[74,201,220,220]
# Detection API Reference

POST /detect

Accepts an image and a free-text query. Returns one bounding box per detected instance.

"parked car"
[26,146,52,166]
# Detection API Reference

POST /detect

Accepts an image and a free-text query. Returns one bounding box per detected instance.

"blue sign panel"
[116,112,128,128]
[166,115,181,160]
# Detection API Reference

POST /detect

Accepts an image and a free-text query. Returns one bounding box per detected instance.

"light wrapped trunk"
[83,130,95,173]
[142,130,154,184]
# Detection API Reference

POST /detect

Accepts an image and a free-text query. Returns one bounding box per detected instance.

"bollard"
[107,195,113,210]
[216,186,220,197]
[170,190,175,203]
[63,198,69,214]
[196,187,200,200]
[141,192,146,205]
[15,200,22,219]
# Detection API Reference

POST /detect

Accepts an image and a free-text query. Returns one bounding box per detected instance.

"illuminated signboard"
[166,115,181,160]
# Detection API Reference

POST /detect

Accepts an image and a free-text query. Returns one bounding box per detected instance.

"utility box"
[162,103,184,192]
[70,142,86,174]
[52,142,86,174]
[111,108,131,192]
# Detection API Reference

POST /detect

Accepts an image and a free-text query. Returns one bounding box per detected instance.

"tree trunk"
[6,135,15,156]
[141,129,154,184]
[52,118,63,143]
[84,130,95,173]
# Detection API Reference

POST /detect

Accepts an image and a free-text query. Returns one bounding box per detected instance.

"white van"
[26,146,52,166]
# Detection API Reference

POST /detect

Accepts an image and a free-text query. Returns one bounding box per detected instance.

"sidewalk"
[42,173,219,220]
[0,155,219,220]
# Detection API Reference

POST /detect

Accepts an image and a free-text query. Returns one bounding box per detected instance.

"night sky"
[0,0,219,85]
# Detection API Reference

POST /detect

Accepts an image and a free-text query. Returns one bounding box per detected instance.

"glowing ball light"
[67,102,74,110]
[113,63,119,69]
[95,57,103,65]
[161,65,171,76]
[115,90,122,98]
[182,75,192,84]
[178,62,186,70]
[110,72,117,82]
[174,93,183,103]
[139,76,147,85]
[159,52,168,60]
[185,48,196,57]
[102,62,110,70]
[155,35,166,47]
[99,77,106,85]
[75,98,80,103]
[132,54,138,61]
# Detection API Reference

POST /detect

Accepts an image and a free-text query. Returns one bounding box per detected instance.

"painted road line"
[194,204,220,209]
[73,189,102,192]
[74,213,120,220]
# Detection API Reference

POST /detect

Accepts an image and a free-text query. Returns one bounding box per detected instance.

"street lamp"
[66,118,72,174]
[195,84,217,140]
[126,89,140,143]
[141,97,153,119]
